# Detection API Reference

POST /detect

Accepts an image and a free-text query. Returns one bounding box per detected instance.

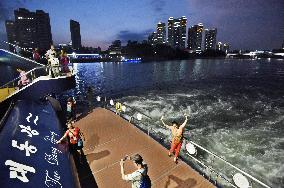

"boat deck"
[75,108,215,188]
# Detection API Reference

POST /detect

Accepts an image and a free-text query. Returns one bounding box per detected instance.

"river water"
[70,58,284,188]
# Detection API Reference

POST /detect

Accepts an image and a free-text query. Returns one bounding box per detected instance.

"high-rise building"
[5,21,17,51]
[187,23,203,53]
[204,28,217,50]
[167,16,187,49]
[223,43,229,53]
[156,22,166,44]
[108,40,121,55]
[11,8,52,50]
[35,10,52,50]
[216,42,223,51]
[216,42,229,53]
[148,32,157,46]
[70,20,82,50]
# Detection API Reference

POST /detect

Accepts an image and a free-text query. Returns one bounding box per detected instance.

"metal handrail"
[93,97,272,188]
[0,66,46,89]
[189,141,271,188]
[1,46,45,66]
[0,63,75,90]
[186,153,238,188]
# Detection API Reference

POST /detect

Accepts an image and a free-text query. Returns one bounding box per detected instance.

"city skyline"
[0,0,283,50]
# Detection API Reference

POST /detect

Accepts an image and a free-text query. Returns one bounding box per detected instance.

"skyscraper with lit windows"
[187,23,203,53]
[11,8,52,50]
[204,28,217,50]
[156,22,166,44]
[70,20,82,50]
[167,16,187,49]
[148,32,157,46]
[5,21,17,51]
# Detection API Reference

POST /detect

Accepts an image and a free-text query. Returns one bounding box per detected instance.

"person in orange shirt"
[160,114,188,163]
[57,122,84,162]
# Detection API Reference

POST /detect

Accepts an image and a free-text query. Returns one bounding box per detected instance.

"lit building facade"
[148,32,157,46]
[156,22,166,44]
[223,43,229,53]
[167,16,187,49]
[35,10,53,50]
[204,28,217,50]
[216,42,223,51]
[70,20,82,50]
[187,23,203,53]
[108,40,121,55]
[216,42,229,53]
[5,21,17,51]
[10,8,52,50]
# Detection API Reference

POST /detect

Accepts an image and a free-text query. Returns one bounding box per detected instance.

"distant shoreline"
[70,56,283,63]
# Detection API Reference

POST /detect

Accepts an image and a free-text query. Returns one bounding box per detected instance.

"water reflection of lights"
[193,59,202,77]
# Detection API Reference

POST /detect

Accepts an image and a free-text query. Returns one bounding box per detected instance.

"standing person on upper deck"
[45,45,59,77]
[160,114,188,163]
[14,42,21,55]
[33,48,41,63]
[59,51,70,74]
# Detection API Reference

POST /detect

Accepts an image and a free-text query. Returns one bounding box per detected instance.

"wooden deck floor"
[74,108,215,188]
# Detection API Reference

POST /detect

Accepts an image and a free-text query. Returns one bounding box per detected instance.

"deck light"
[72,52,77,58]
[110,99,114,106]
[96,96,101,102]
[233,173,250,188]
[137,113,142,121]
[186,143,196,155]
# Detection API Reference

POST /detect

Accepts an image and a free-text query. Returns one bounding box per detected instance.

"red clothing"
[64,127,80,145]
[170,141,183,158]
[60,56,69,73]
[33,52,40,62]
[60,56,69,65]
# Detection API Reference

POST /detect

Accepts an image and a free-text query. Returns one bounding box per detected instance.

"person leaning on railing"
[16,68,30,89]
[56,121,85,163]
[160,113,188,163]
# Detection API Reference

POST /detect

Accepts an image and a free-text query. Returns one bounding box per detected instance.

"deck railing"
[92,96,271,188]
[0,65,74,102]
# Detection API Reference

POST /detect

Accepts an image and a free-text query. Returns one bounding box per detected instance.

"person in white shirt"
[45,45,59,77]
[120,154,150,188]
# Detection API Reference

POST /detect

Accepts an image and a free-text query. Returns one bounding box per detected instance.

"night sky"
[0,0,283,50]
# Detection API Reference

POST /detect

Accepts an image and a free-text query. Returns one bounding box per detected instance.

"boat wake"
[118,86,284,187]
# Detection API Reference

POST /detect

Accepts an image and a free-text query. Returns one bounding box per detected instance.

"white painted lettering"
[19,125,39,137]
[5,160,35,183]
[44,147,62,165]
[44,131,60,145]
[12,140,37,157]
[45,170,62,188]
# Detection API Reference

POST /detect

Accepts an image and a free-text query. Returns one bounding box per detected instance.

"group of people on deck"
[54,93,189,188]
[44,45,70,77]
[14,44,71,89]
[13,43,70,75]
